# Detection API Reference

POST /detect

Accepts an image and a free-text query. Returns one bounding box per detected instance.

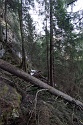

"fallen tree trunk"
[0,59,83,109]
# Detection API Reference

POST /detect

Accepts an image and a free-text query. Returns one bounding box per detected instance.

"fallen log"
[0,59,83,109]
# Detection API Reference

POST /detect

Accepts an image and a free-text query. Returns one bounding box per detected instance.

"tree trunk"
[50,0,54,86]
[0,59,83,109]
[5,0,7,43]
[45,1,49,84]
[18,0,26,71]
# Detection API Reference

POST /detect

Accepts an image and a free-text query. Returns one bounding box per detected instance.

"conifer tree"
[18,0,26,71]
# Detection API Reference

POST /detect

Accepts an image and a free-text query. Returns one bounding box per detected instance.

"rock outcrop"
[0,76,21,125]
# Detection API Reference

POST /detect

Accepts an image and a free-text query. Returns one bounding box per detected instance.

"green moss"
[0,85,8,98]
[15,90,21,104]
[3,85,9,94]
[0,121,4,125]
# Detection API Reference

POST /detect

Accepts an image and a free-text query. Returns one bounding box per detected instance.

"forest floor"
[0,51,83,125]
[0,67,83,125]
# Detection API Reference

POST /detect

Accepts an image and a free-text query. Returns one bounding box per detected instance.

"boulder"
[0,78,21,125]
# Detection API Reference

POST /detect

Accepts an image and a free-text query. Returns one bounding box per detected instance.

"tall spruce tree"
[45,0,50,84]
[49,0,54,86]
[18,0,26,71]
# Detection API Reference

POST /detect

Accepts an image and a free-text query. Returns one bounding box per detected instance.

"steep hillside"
[0,1,83,125]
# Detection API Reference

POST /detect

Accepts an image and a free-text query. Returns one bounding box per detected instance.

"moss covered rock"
[0,78,21,125]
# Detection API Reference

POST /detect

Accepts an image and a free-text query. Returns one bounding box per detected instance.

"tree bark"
[50,0,54,86]
[5,0,7,43]
[0,59,83,109]
[18,0,26,71]
[45,15,49,84]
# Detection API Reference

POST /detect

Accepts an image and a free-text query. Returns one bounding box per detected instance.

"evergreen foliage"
[0,0,83,86]
[0,0,83,124]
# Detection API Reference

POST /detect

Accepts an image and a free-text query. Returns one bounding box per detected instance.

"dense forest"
[0,0,83,125]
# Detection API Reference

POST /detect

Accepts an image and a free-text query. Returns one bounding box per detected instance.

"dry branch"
[0,59,83,109]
